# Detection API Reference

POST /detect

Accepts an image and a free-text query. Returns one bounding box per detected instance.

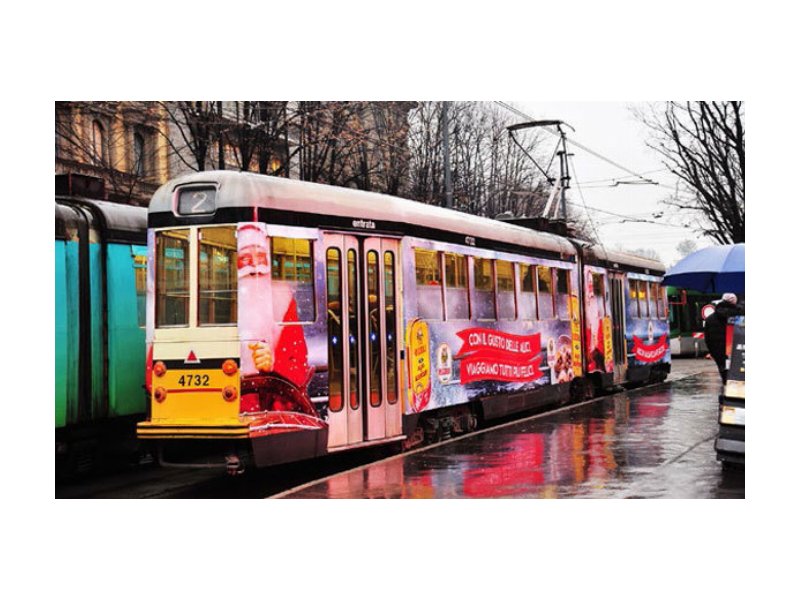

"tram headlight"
[153,361,167,377]
[222,359,239,376]
[154,387,167,403]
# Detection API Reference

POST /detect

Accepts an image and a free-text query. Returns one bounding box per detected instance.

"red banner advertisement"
[632,334,668,363]
[456,328,543,384]
[460,355,543,384]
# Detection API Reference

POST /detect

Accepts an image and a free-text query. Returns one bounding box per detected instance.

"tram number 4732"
[177,374,210,387]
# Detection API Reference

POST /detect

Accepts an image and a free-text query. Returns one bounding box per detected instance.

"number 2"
[191,192,207,213]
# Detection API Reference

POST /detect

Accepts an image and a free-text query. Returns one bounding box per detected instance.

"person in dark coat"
[704,293,744,382]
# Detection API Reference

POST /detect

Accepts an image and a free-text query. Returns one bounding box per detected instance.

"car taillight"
[153,361,167,377]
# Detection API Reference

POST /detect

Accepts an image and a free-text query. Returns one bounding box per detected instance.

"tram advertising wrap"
[136,171,671,473]
[402,237,578,413]
[626,275,670,366]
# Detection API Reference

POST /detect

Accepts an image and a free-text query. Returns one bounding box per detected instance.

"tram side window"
[347,249,359,410]
[474,257,497,320]
[556,268,571,320]
[661,285,669,319]
[384,252,398,405]
[133,252,147,328]
[326,248,343,413]
[649,282,660,319]
[518,264,537,320]
[271,237,315,322]
[444,252,470,320]
[415,248,444,320]
[497,260,516,320]
[591,272,606,317]
[156,229,190,327]
[367,251,383,407]
[629,279,641,318]
[536,266,555,320]
[198,227,238,325]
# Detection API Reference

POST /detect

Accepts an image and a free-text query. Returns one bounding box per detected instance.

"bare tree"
[223,101,292,176]
[160,101,220,172]
[407,101,551,218]
[637,102,744,244]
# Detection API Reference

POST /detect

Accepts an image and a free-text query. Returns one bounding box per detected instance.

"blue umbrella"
[663,243,744,294]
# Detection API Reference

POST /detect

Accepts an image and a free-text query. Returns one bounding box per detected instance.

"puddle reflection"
[284,376,737,499]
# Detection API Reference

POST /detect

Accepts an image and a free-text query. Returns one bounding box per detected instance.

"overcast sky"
[518,102,709,267]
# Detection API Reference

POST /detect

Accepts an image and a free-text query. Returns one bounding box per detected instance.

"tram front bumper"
[137,411,329,468]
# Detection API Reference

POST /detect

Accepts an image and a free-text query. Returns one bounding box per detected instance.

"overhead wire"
[567,152,606,253]
[495,101,668,187]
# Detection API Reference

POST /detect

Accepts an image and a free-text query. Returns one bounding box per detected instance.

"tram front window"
[198,226,237,325]
[156,229,190,327]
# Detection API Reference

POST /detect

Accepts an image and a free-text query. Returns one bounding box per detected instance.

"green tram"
[667,286,717,357]
[55,176,148,477]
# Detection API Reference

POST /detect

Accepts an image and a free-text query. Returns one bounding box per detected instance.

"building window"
[91,119,107,165]
[415,248,443,320]
[133,132,146,177]
[444,252,469,320]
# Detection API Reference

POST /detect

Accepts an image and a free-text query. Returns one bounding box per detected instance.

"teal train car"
[55,188,147,477]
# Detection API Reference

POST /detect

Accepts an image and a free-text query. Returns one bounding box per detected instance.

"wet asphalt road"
[277,359,744,499]
[56,359,742,499]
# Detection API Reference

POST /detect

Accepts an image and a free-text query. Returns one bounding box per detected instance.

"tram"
[667,286,717,356]
[56,177,148,476]
[136,171,670,473]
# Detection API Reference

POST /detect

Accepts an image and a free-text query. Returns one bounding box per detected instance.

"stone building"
[55,101,172,205]
[56,101,417,205]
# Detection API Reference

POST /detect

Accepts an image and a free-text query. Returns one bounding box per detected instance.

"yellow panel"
[151,368,240,424]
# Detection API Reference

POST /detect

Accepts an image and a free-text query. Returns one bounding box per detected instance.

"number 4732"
[178,374,210,387]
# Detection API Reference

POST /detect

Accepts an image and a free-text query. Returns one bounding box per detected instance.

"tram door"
[609,272,628,382]
[324,234,402,448]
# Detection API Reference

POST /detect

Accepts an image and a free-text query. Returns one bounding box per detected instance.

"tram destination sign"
[177,186,217,216]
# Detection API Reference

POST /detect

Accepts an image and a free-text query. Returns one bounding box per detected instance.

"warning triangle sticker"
[185,350,200,364]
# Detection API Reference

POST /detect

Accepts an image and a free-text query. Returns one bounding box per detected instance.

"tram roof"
[149,171,578,258]
[56,197,147,243]
[583,244,665,276]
